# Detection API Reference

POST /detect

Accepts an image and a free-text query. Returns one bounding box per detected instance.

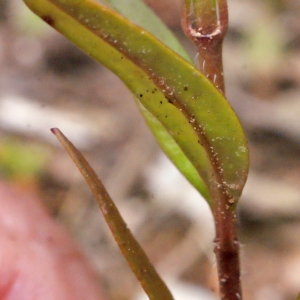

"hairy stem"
[182,1,242,299]
[182,0,228,93]
[212,188,242,300]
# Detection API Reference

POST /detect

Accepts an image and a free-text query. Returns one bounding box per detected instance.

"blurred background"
[1,0,300,299]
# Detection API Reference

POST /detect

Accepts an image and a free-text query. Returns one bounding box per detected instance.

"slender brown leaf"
[51,128,174,300]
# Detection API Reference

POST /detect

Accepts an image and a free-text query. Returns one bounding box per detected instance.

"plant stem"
[212,188,242,300]
[182,1,242,299]
[181,0,228,94]
[51,128,174,300]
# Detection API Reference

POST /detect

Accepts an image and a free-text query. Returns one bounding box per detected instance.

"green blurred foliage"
[0,138,49,183]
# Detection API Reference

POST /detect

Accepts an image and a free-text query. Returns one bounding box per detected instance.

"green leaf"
[136,101,211,200]
[23,0,249,204]
[96,0,192,63]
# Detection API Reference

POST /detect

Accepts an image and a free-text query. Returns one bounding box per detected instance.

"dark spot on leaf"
[165,115,168,118]
[42,15,54,27]
[152,89,157,94]
[183,86,188,91]
[160,101,162,104]
[139,94,143,97]
[166,97,173,104]
[197,140,204,146]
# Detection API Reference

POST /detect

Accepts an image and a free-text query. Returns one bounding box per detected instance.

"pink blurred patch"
[0,182,107,300]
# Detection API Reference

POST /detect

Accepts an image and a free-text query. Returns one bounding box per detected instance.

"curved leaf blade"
[136,101,211,200]
[23,0,249,204]
[95,0,208,197]
[24,0,210,201]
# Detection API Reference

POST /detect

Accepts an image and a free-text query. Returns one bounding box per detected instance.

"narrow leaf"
[51,128,174,300]
[24,0,249,204]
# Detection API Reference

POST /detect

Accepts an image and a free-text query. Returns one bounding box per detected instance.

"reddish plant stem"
[212,187,241,300]
[181,0,228,94]
[182,1,242,299]
[197,40,225,94]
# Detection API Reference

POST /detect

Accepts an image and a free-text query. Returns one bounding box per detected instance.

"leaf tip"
[50,127,59,135]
